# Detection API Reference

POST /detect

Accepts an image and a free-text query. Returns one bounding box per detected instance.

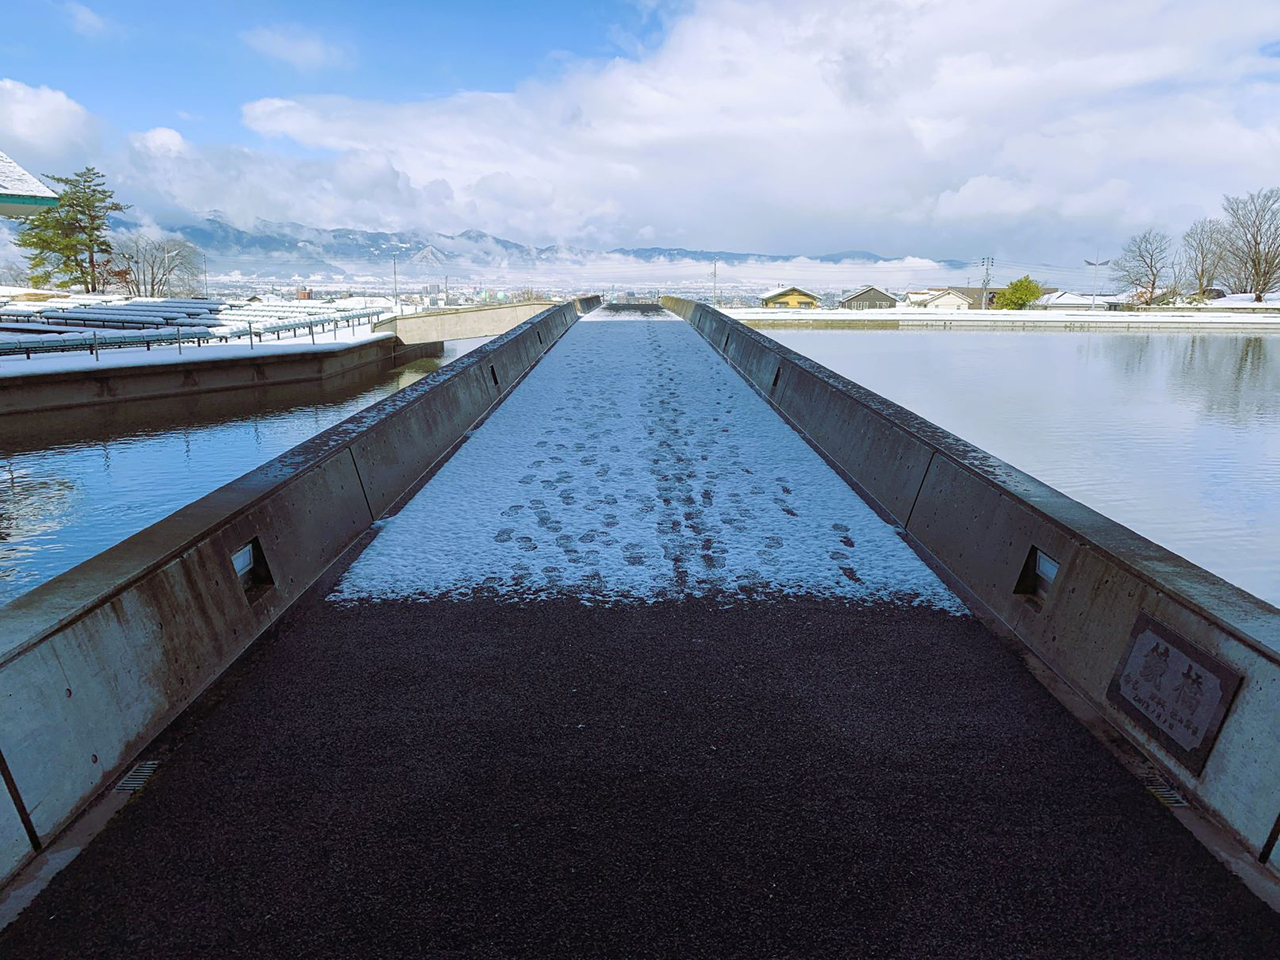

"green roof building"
[0,150,57,217]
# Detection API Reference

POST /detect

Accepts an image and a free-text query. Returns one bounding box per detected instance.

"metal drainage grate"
[1138,768,1189,808]
[115,760,161,793]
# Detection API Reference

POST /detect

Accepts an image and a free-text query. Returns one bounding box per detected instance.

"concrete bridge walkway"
[2,309,1276,956]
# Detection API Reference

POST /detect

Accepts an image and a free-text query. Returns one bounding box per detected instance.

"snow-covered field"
[1199,293,1280,308]
[0,325,390,378]
[332,308,963,609]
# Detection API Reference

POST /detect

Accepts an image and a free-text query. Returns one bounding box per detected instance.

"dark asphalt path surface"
[3,596,1277,958]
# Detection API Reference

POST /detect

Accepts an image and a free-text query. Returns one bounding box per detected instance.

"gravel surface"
[3,595,1277,958]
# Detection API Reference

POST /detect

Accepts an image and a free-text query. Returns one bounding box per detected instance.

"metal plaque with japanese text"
[1106,612,1243,776]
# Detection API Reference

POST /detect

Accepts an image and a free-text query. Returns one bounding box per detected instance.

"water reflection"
[752,325,1280,607]
[1090,333,1279,424]
[0,339,489,607]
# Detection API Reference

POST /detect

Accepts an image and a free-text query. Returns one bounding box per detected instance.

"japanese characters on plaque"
[1107,613,1243,775]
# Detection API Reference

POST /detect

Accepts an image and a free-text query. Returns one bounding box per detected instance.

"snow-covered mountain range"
[153,217,963,282]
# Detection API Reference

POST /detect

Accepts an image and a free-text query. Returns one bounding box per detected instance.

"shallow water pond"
[754,325,1280,607]
[0,339,489,606]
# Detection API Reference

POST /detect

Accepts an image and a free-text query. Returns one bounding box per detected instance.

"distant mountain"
[610,246,892,265]
[116,216,957,281]
[809,249,886,264]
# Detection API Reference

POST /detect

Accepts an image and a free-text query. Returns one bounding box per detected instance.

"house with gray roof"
[838,285,898,309]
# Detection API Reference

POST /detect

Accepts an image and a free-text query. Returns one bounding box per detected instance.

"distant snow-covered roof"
[1036,291,1094,305]
[761,286,819,300]
[0,151,57,217]
[0,151,56,200]
[924,288,971,305]
[840,284,897,302]
[326,295,395,309]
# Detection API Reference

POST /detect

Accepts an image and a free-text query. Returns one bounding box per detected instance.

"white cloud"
[0,78,100,169]
[935,176,1044,220]
[17,0,1280,265]
[221,0,1280,258]
[133,127,192,158]
[64,2,108,38]
[240,25,351,72]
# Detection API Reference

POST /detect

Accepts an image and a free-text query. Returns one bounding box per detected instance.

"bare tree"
[115,234,201,297]
[1112,229,1173,306]
[1153,256,1188,305]
[1219,188,1280,302]
[0,261,29,287]
[1182,218,1225,299]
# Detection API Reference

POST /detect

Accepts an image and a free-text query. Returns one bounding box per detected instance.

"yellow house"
[761,286,821,309]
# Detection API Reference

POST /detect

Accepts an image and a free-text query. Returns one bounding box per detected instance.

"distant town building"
[1032,291,1124,311]
[932,286,997,309]
[1032,291,1092,309]
[940,285,1058,309]
[761,286,820,309]
[839,285,898,310]
[904,289,973,310]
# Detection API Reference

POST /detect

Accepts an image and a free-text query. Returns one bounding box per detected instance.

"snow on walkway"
[332,309,963,609]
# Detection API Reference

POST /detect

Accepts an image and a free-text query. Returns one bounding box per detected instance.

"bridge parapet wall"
[375,301,567,345]
[0,300,585,886]
[662,295,1280,870]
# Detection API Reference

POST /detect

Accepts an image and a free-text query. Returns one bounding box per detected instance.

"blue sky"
[2,1,667,145]
[3,0,1280,263]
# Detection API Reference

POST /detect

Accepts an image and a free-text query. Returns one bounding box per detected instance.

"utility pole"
[392,254,399,312]
[712,257,718,304]
[159,246,177,298]
[1085,253,1110,311]
[203,254,208,298]
[978,256,994,309]
[444,275,449,305]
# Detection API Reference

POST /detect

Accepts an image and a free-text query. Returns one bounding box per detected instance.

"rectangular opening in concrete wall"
[1015,545,1059,607]
[771,366,781,392]
[723,331,731,350]
[490,364,499,387]
[536,330,543,345]
[231,537,273,602]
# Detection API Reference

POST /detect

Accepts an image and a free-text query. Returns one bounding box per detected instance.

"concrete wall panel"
[377,302,559,344]
[350,373,482,518]
[0,786,28,881]
[0,448,373,842]
[778,368,934,524]
[0,336,408,417]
